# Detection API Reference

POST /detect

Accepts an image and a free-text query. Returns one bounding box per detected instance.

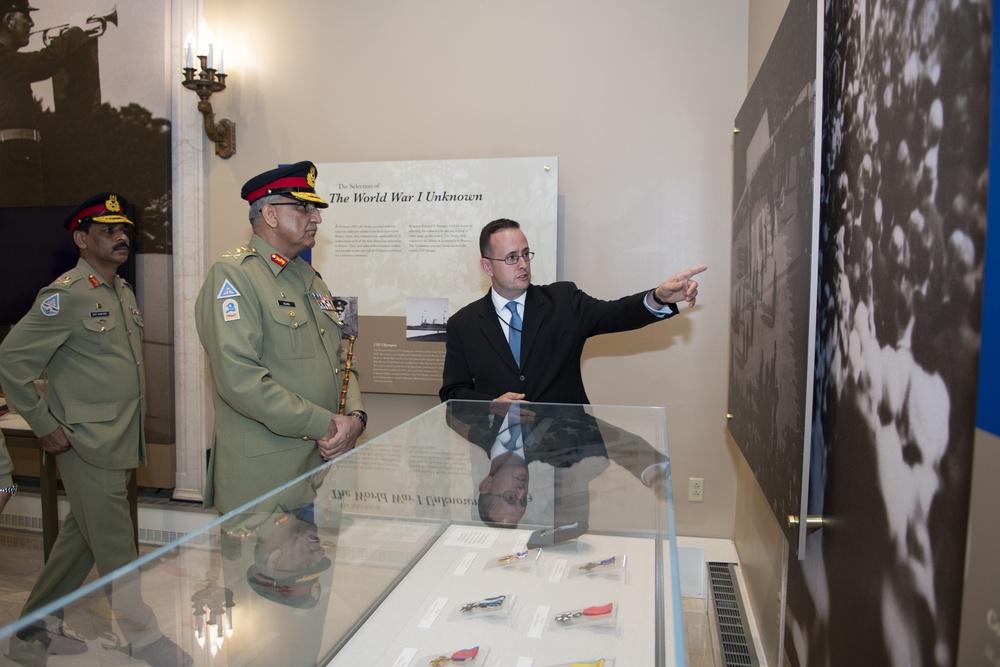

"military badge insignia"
[270,254,288,267]
[307,166,317,189]
[217,279,241,299]
[105,194,121,213]
[88,275,101,288]
[40,294,60,317]
[223,298,240,322]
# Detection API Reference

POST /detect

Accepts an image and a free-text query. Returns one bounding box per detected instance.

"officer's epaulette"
[50,269,84,289]
[221,245,258,262]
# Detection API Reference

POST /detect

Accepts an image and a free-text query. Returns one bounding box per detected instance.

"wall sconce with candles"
[191,579,235,656]
[182,38,236,159]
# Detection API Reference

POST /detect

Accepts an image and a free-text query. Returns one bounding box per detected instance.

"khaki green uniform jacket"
[195,235,363,514]
[0,258,146,467]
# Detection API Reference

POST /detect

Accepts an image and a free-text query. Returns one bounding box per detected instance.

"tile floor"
[0,524,719,667]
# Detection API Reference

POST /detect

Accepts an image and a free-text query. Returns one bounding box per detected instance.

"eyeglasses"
[269,201,320,215]
[489,491,531,507]
[483,251,535,265]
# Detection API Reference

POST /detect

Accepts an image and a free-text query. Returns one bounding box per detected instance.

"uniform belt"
[0,129,41,142]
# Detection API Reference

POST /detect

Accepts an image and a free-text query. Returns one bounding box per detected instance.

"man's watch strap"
[650,289,670,306]
[0,483,17,496]
[347,410,367,432]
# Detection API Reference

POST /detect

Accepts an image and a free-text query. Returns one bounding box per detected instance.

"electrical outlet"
[688,477,704,502]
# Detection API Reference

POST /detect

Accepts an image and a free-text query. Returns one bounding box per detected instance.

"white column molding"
[170,0,210,502]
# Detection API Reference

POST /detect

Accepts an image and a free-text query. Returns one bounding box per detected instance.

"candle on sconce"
[218,50,224,75]
[185,43,193,69]
[208,43,214,70]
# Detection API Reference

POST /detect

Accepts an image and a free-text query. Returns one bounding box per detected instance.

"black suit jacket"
[440,281,677,403]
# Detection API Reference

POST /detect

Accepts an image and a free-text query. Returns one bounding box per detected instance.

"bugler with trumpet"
[31,5,117,46]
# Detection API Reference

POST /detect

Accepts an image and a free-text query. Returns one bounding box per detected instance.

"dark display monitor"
[0,205,137,334]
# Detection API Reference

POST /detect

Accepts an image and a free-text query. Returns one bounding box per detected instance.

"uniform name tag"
[90,311,110,317]
[277,300,296,307]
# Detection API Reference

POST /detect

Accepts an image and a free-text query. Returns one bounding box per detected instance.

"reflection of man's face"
[478,452,529,525]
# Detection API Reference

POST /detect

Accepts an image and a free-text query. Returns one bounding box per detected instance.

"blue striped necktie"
[505,301,521,365]
[505,403,522,451]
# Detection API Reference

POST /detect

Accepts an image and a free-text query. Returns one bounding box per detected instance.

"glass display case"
[1,400,685,666]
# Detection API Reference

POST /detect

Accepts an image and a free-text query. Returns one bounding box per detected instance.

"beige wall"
[748,0,791,85]
[197,0,749,539]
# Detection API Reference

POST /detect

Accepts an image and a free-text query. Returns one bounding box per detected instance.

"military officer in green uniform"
[195,160,366,515]
[0,193,192,666]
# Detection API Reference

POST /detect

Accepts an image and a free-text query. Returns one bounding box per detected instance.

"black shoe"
[6,635,47,667]
[12,623,86,655]
[129,636,193,667]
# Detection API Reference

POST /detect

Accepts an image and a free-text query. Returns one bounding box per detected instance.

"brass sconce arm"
[182,56,236,159]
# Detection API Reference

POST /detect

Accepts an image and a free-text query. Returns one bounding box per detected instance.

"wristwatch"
[650,289,670,306]
[0,483,17,496]
[347,410,368,432]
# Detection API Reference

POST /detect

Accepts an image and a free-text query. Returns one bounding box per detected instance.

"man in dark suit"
[448,401,670,528]
[440,218,706,403]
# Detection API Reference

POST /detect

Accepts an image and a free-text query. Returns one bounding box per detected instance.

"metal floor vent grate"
[707,562,760,667]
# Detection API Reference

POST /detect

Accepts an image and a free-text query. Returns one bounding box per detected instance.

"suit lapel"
[520,285,545,367]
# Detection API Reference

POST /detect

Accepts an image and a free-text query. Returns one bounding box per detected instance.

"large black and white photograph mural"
[728,0,820,549]
[0,0,173,441]
[0,0,170,253]
[784,0,989,665]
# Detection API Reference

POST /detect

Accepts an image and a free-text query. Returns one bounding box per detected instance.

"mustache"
[113,241,130,251]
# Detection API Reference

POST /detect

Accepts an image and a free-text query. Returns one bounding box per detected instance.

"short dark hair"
[478,493,518,529]
[479,218,520,257]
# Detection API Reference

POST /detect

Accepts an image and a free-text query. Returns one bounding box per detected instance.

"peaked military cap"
[65,192,134,232]
[0,0,38,13]
[246,512,332,608]
[240,160,329,208]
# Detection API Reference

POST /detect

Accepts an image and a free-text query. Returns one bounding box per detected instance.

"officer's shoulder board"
[221,245,258,263]
[50,268,85,290]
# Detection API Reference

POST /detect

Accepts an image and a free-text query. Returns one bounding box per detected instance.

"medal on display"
[429,646,479,665]
[497,550,528,565]
[460,595,505,613]
[580,556,616,572]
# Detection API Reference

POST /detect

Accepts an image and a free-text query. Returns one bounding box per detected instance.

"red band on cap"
[246,176,312,204]
[68,203,109,232]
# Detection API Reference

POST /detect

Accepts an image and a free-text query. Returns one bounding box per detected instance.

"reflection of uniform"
[217,466,336,665]
[0,0,91,206]
[0,194,181,659]
[197,224,364,515]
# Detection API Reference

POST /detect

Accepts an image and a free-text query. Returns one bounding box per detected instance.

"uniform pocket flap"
[244,431,309,458]
[65,402,117,424]
[83,318,117,333]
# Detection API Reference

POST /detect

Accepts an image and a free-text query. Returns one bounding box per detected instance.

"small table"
[2,404,138,561]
